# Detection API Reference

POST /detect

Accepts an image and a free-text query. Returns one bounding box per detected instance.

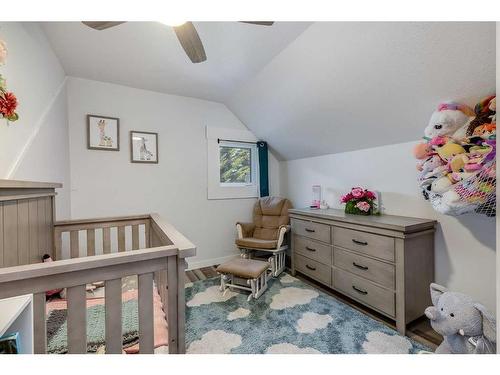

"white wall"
[281,141,496,313]
[0,22,71,219]
[66,77,280,268]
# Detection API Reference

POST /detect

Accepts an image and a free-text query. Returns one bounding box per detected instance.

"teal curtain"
[257,141,269,197]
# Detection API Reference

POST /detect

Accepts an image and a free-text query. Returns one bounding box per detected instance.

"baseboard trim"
[186,254,240,271]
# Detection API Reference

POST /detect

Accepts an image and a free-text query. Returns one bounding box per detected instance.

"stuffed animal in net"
[414,102,473,199]
[415,97,496,217]
[425,283,496,354]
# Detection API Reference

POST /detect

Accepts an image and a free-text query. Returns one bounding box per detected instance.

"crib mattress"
[45,276,168,354]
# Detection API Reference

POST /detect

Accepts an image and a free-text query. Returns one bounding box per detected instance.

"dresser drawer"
[333,227,395,262]
[292,218,331,243]
[295,254,332,286]
[333,247,395,289]
[334,268,395,317]
[295,236,333,265]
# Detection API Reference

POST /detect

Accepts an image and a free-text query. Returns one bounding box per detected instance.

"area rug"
[185,273,431,354]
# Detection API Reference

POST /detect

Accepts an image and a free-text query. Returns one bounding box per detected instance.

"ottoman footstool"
[216,258,270,301]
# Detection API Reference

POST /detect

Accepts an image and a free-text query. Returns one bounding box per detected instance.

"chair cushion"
[236,237,278,249]
[217,258,269,279]
[253,197,292,241]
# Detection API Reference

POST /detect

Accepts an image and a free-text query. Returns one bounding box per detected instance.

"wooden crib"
[0,180,196,354]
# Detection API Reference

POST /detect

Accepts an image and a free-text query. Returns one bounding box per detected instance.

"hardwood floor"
[185,265,442,350]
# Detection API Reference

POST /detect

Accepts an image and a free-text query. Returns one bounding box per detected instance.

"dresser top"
[289,208,436,233]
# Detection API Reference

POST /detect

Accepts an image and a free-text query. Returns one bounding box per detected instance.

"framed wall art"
[130,131,159,164]
[87,114,120,151]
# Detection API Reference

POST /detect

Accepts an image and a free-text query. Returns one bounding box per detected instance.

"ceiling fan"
[81,21,274,64]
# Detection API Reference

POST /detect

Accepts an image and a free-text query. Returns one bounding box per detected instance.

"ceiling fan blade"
[239,21,274,26]
[173,22,207,64]
[82,21,126,30]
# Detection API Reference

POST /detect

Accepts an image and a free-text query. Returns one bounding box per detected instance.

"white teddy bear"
[424,102,473,139]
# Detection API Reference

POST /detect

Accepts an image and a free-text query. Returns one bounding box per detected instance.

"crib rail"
[0,213,195,354]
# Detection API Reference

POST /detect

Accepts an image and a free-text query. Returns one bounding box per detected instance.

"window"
[206,127,259,200]
[219,142,257,186]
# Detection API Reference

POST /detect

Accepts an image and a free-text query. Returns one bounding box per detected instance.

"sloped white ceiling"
[41,22,311,103]
[42,22,495,161]
[227,22,496,160]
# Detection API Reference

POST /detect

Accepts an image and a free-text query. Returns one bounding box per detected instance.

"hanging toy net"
[428,160,496,217]
[416,97,496,217]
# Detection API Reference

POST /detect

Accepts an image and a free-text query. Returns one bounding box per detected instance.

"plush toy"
[453,96,496,140]
[431,176,453,194]
[424,102,473,139]
[436,142,466,163]
[429,191,477,216]
[424,283,496,354]
[415,97,496,217]
[412,102,472,165]
[413,142,433,160]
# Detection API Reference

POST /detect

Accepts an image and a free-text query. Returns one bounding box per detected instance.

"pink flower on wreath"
[351,187,365,199]
[356,201,371,212]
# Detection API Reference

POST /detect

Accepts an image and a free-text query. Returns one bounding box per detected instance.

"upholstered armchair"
[235,196,292,276]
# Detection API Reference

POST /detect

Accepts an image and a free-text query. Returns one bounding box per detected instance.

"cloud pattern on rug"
[266,343,322,354]
[227,308,250,321]
[187,285,237,307]
[296,312,333,333]
[270,287,319,310]
[187,330,242,354]
[362,331,412,354]
[280,273,299,284]
[185,273,430,354]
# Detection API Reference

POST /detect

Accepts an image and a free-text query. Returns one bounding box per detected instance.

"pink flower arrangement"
[340,187,377,215]
[340,187,376,203]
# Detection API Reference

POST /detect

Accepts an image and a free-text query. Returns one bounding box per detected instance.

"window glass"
[219,145,252,184]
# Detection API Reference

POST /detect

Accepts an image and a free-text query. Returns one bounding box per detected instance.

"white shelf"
[0,295,33,354]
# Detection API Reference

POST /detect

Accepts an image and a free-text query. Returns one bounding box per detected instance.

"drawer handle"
[305,228,316,233]
[305,246,316,252]
[352,285,368,295]
[352,239,368,246]
[352,262,369,271]
[305,264,316,271]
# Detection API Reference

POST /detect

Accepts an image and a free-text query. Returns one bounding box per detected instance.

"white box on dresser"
[289,208,436,335]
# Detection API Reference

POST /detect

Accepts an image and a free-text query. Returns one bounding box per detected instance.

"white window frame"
[207,126,259,200]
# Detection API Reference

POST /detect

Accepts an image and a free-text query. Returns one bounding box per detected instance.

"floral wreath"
[0,38,19,123]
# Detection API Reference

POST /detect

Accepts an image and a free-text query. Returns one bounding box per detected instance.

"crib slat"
[177,259,187,353]
[54,228,62,261]
[33,292,47,354]
[167,256,179,353]
[105,278,122,354]
[145,221,151,248]
[103,227,111,254]
[132,225,140,250]
[70,230,79,258]
[87,229,96,256]
[118,226,125,252]
[138,273,154,354]
[67,285,87,353]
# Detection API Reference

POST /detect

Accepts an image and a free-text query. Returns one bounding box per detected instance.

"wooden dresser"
[289,208,436,335]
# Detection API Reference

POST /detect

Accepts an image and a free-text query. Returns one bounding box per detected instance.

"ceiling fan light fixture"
[158,20,187,27]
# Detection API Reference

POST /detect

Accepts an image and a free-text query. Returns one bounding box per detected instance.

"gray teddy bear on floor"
[424,283,496,354]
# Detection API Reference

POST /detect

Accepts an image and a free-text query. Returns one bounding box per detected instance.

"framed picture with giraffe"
[87,114,120,151]
[130,130,159,164]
